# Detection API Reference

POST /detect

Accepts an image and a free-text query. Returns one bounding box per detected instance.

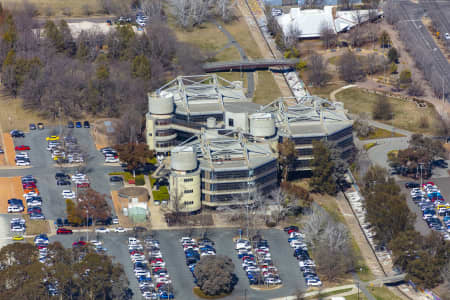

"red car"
[57,228,73,235]
[15,145,30,151]
[72,241,87,247]
[76,182,90,188]
[27,208,42,214]
[23,183,36,189]
[287,228,298,234]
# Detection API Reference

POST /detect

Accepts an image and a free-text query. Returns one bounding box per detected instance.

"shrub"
[399,69,412,84]
[135,175,145,186]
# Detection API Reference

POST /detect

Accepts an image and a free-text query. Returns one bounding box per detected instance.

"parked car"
[105,157,120,163]
[83,121,90,128]
[10,130,25,138]
[57,228,73,235]
[75,122,82,128]
[46,135,60,141]
[61,190,76,199]
[15,145,31,151]
[67,121,74,128]
[405,182,420,188]
[57,180,71,186]
[37,123,44,130]
[110,176,123,182]
[29,123,36,130]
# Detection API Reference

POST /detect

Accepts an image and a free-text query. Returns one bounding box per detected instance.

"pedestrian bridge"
[202,59,299,72]
[369,274,407,286]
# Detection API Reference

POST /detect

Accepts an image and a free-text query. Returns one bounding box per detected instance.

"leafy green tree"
[362,166,415,246]
[114,143,155,177]
[399,69,412,84]
[310,141,336,195]
[389,230,422,270]
[277,138,297,182]
[194,255,235,296]
[390,62,397,74]
[131,55,151,80]
[2,14,17,47]
[44,20,64,51]
[380,30,390,48]
[388,47,399,63]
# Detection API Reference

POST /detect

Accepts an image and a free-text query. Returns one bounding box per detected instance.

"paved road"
[398,0,450,101]
[1,127,122,221]
[213,21,255,99]
[50,228,305,300]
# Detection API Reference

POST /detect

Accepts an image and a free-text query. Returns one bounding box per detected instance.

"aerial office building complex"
[146,74,354,212]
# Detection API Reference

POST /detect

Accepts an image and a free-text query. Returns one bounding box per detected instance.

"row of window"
[183,201,194,206]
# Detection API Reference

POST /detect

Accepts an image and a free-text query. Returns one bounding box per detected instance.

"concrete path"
[212,21,255,98]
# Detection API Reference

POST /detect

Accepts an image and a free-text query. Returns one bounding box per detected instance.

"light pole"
[86,208,89,242]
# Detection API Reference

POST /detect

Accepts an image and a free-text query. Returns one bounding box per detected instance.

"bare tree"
[215,0,235,22]
[307,52,330,86]
[338,0,353,10]
[319,21,337,49]
[407,81,424,97]
[284,22,300,49]
[301,0,324,9]
[338,51,364,82]
[141,0,164,20]
[383,0,398,25]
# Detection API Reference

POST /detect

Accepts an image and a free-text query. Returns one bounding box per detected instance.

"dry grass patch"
[24,217,50,235]
[308,83,346,99]
[173,22,241,62]
[253,71,282,104]
[0,88,57,132]
[3,0,103,17]
[334,88,441,135]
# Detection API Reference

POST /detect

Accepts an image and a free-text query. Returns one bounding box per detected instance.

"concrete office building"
[170,130,278,210]
[146,74,354,211]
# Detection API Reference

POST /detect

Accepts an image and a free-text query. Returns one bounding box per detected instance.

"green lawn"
[334,88,441,135]
[153,186,169,201]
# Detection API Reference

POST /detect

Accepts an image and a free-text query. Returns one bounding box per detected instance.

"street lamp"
[86,208,89,242]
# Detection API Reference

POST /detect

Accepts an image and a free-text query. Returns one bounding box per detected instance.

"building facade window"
[184,189,194,194]
[183,201,194,206]
[228,118,234,127]
[184,178,194,183]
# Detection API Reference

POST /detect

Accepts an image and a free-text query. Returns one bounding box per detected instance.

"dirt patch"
[24,216,50,235]
[2,133,15,166]
[92,118,120,150]
[0,177,27,214]
[111,190,134,228]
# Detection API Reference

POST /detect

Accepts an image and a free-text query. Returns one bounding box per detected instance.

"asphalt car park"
[0,127,122,221]
[400,177,450,235]
[49,229,304,300]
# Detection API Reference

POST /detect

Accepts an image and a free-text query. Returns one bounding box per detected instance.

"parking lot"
[49,228,305,300]
[0,126,123,221]
[400,177,450,236]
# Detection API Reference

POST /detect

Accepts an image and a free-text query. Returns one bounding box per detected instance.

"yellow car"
[46,135,59,141]
[12,235,24,241]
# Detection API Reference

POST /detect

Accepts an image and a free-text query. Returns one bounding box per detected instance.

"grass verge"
[306,287,353,299]
[334,88,441,135]
[153,186,169,201]
[358,127,405,140]
[367,286,404,300]
[192,287,231,299]
[363,142,377,151]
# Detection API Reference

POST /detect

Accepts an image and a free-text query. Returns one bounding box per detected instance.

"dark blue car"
[159,292,174,299]
[75,121,82,128]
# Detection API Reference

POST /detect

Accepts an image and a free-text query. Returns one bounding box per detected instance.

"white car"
[114,227,126,233]
[8,206,24,213]
[90,240,102,247]
[71,174,87,181]
[16,161,30,166]
[23,191,39,198]
[61,190,76,199]
[306,278,322,286]
[105,157,119,163]
[95,227,110,233]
